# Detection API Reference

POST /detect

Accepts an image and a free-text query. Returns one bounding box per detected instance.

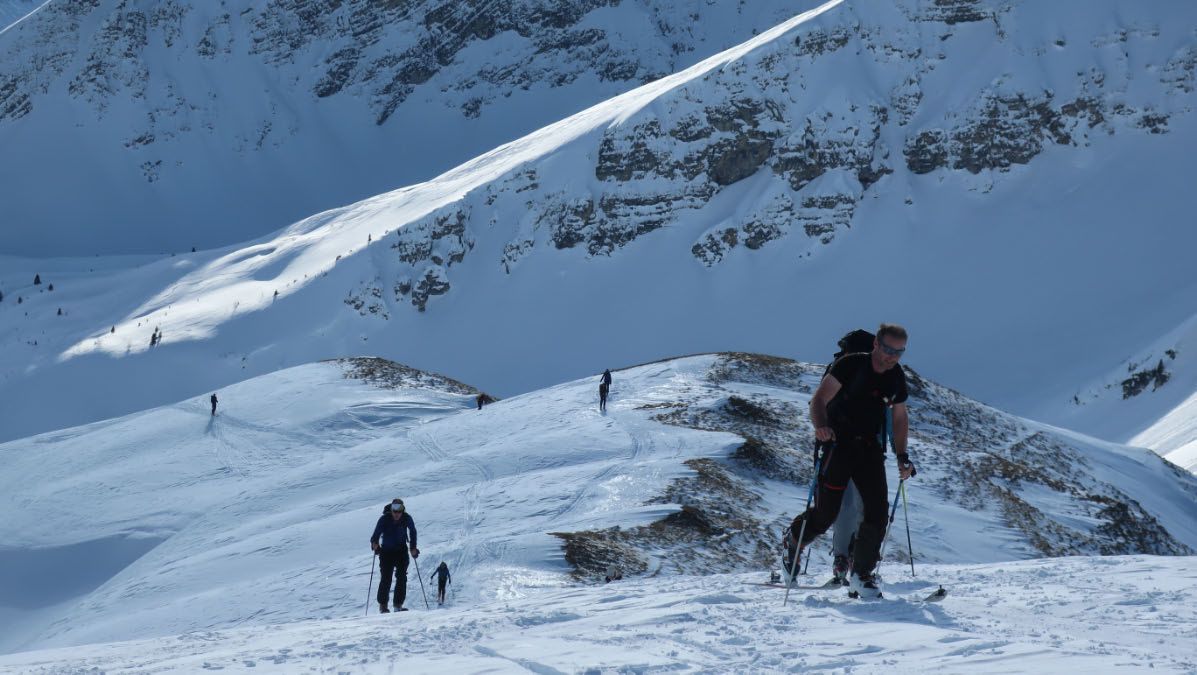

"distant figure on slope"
[430,561,451,605]
[599,369,612,412]
[371,499,419,613]
[783,324,916,599]
[210,393,218,416]
[604,564,622,583]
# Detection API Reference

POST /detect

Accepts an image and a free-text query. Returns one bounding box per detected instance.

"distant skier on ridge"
[210,393,218,416]
[599,369,612,412]
[783,324,916,599]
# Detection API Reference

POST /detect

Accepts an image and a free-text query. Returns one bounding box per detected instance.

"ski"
[760,580,947,603]
[846,585,947,602]
[749,578,846,590]
[924,585,948,602]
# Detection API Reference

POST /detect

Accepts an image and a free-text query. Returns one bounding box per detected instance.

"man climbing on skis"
[784,323,916,598]
[370,499,419,613]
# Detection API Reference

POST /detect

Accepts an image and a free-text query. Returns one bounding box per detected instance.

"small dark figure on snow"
[598,369,612,412]
[430,561,451,605]
[210,393,218,416]
[604,564,622,583]
[477,393,485,410]
[371,499,419,613]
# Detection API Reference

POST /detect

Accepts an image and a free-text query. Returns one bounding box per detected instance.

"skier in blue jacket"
[370,499,419,612]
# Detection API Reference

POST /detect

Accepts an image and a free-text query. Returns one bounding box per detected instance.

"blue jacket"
[371,512,417,551]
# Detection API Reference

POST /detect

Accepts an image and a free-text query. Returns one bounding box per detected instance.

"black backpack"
[822,329,875,379]
[833,329,875,361]
[823,329,883,439]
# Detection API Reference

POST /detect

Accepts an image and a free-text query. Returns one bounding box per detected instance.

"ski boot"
[847,570,882,599]
[780,527,803,580]
[831,554,850,587]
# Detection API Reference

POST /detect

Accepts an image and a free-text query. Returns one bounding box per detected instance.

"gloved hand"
[410,546,420,559]
[371,541,380,553]
[896,453,917,479]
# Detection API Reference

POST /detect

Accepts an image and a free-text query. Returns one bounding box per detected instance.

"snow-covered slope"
[2,557,1195,673]
[0,0,40,33]
[2,353,1195,661]
[0,0,815,256]
[1050,311,1197,472]
[1,0,1194,452]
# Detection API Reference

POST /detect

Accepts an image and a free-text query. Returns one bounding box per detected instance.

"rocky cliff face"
[340,0,1196,313]
[0,0,808,255]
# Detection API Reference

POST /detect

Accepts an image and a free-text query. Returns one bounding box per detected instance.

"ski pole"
[799,441,826,576]
[783,443,826,606]
[878,479,903,560]
[365,553,376,617]
[412,554,431,610]
[901,480,915,576]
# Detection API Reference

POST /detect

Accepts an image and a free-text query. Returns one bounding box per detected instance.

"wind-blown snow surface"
[1,0,1195,449]
[2,558,1195,673]
[1,354,1195,671]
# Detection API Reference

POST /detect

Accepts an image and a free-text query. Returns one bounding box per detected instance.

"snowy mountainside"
[0,0,40,33]
[0,0,815,256]
[1047,311,1197,472]
[1,353,1194,660]
[1,0,1195,450]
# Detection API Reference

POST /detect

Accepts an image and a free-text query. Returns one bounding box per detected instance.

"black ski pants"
[437,579,447,603]
[794,433,890,575]
[377,549,410,608]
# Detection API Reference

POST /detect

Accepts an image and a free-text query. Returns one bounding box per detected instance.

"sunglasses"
[878,340,906,357]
